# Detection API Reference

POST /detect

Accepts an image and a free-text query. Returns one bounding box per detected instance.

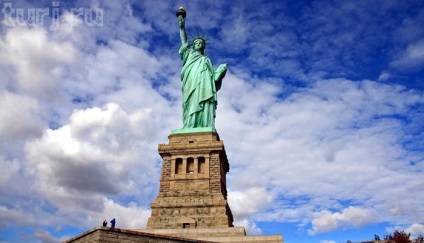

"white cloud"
[228,187,273,219]
[0,205,36,228]
[24,103,158,219]
[378,71,391,81]
[390,39,424,70]
[1,1,424,242]
[233,218,262,235]
[0,157,20,188]
[405,223,424,237]
[0,8,178,238]
[0,27,76,97]
[0,91,43,140]
[34,230,63,243]
[218,76,424,233]
[308,207,376,235]
[69,103,155,150]
[55,11,83,36]
[101,199,151,229]
[219,12,250,51]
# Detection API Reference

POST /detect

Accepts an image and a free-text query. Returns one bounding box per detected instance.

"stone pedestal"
[147,132,233,229]
[65,131,283,242]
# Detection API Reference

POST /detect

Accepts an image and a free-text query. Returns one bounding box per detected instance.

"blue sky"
[0,0,423,243]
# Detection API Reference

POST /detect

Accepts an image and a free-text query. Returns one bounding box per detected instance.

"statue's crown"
[190,34,211,46]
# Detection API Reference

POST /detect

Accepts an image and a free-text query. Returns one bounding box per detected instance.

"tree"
[373,229,424,243]
[384,229,412,243]
[412,235,424,243]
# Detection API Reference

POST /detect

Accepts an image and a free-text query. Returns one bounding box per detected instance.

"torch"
[176,6,186,19]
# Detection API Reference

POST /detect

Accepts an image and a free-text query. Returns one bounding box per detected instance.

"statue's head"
[192,37,206,54]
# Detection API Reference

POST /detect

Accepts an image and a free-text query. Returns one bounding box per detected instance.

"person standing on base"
[110,218,116,228]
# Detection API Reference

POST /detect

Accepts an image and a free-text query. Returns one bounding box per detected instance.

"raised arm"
[178,16,188,46]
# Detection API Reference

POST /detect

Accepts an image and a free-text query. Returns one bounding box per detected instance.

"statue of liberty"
[174,7,227,133]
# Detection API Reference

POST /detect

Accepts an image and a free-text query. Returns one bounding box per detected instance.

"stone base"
[137,227,283,243]
[147,132,233,229]
[63,226,213,243]
[64,226,284,243]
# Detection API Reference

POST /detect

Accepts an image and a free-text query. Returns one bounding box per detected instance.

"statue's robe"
[179,43,225,128]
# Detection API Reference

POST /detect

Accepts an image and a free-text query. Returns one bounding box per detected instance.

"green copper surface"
[176,9,227,132]
[171,126,216,135]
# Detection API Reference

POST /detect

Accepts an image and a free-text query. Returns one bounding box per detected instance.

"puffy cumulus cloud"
[69,103,156,149]
[79,40,162,97]
[233,218,262,235]
[405,223,424,237]
[218,74,424,233]
[0,8,177,237]
[320,241,336,243]
[25,103,157,216]
[227,187,274,235]
[228,187,273,219]
[0,27,76,97]
[221,76,421,175]
[216,72,282,145]
[0,90,43,140]
[308,207,376,235]
[100,199,151,229]
[390,39,424,71]
[65,37,180,122]
[0,157,21,190]
[5,198,151,242]
[1,1,424,241]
